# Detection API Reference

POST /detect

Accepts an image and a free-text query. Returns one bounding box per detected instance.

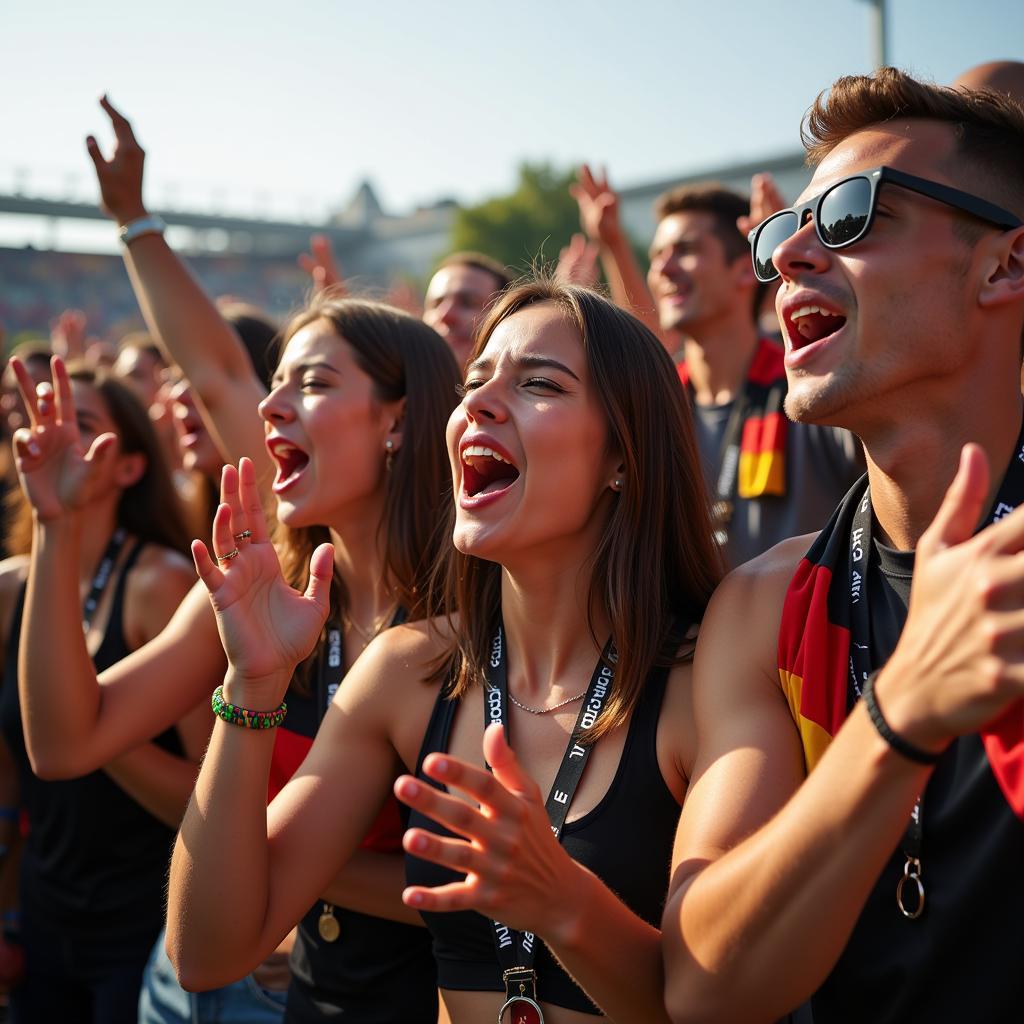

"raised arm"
[571,164,664,343]
[395,721,673,1024]
[663,449,1024,1023]
[12,357,226,777]
[86,96,270,480]
[167,461,407,989]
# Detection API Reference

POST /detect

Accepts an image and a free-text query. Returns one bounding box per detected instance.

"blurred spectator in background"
[954,59,1024,99]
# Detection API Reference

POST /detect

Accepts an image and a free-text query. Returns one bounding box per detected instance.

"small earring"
[612,479,622,491]
[385,438,394,472]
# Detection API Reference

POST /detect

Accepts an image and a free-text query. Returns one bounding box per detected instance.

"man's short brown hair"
[436,251,514,294]
[802,67,1024,218]
[652,184,750,263]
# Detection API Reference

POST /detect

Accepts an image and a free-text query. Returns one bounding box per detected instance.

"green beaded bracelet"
[211,685,287,730]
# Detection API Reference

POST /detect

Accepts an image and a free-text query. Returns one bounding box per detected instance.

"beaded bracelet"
[211,685,287,730]
[862,672,941,766]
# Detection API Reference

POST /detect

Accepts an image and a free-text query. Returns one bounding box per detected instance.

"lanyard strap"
[482,623,616,986]
[81,527,127,634]
[846,419,1024,916]
[316,606,408,718]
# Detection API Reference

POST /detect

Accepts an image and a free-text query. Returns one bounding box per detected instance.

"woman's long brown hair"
[431,280,724,739]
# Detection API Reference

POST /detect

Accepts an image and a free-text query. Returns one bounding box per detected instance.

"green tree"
[449,163,581,274]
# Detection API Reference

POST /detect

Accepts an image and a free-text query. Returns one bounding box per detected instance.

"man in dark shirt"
[662,68,1024,1024]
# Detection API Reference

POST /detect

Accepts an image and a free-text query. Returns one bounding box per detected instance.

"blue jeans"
[139,929,287,1024]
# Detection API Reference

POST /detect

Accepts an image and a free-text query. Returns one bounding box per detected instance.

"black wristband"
[862,672,942,765]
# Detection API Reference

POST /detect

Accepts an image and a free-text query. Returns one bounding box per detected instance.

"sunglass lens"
[753,212,798,282]
[819,177,871,246]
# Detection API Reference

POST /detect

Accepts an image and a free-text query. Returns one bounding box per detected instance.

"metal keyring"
[497,994,544,1024]
[896,856,925,919]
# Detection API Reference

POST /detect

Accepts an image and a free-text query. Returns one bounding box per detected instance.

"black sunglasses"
[748,165,1023,283]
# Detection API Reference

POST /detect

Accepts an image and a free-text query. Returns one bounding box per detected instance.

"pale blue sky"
[2,0,1022,222]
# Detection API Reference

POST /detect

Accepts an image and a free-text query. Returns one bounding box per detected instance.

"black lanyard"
[482,624,616,1021]
[315,606,408,718]
[314,604,407,944]
[846,420,1024,918]
[81,528,127,634]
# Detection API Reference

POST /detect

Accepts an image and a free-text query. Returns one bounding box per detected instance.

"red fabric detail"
[982,703,1024,820]
[677,337,785,389]
[778,557,849,740]
[268,726,404,853]
[740,411,787,456]
[745,337,786,387]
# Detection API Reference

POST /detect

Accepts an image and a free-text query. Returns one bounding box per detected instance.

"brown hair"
[273,297,460,647]
[802,67,1024,217]
[431,280,724,739]
[653,183,751,263]
[436,251,514,294]
[6,365,189,556]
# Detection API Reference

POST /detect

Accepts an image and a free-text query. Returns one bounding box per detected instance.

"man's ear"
[977,225,1024,309]
[730,252,756,293]
[114,452,146,490]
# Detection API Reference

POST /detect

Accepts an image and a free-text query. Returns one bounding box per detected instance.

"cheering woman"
[14,299,459,1022]
[168,281,723,1023]
[1,363,205,1021]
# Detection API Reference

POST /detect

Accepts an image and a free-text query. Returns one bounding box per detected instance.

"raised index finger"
[9,358,43,429]
[50,355,79,438]
[238,456,271,543]
[99,94,139,145]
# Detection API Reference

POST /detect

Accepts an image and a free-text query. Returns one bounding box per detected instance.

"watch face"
[498,995,543,1024]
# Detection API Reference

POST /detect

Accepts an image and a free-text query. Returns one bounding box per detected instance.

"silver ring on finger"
[217,548,240,563]
[233,530,252,542]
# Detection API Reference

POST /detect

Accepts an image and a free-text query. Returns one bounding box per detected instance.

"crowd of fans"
[0,59,1021,1024]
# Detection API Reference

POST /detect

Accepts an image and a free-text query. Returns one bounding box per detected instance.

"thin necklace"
[343,603,396,645]
[507,689,588,715]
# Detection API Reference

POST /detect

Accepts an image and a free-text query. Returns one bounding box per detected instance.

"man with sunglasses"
[663,68,1024,1024]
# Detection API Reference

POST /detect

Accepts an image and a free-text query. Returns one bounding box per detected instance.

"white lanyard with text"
[846,420,1024,919]
[81,527,127,634]
[483,623,616,1024]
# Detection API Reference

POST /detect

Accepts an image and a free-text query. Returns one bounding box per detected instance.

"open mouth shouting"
[782,298,848,368]
[267,435,311,494]
[459,437,521,508]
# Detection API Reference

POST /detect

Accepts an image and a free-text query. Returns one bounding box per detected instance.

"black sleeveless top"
[405,665,680,1014]
[812,541,1024,1023]
[0,544,183,946]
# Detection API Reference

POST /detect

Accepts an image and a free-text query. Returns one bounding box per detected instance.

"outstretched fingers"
[237,456,272,543]
[394,773,501,845]
[99,94,139,146]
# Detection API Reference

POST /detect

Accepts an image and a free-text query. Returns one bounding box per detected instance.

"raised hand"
[10,355,118,521]
[191,458,334,701]
[297,234,346,295]
[570,164,623,247]
[50,309,87,361]
[737,172,786,238]
[85,95,148,226]
[555,233,601,288]
[395,723,581,940]
[878,444,1024,752]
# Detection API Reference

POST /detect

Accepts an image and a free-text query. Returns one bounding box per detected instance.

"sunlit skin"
[647,211,752,337]
[112,345,165,409]
[447,302,620,569]
[259,319,403,534]
[423,264,503,369]
[163,373,222,478]
[771,121,996,433]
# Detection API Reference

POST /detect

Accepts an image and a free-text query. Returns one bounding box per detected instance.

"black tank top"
[812,540,1024,1023]
[405,665,680,1014]
[0,543,183,945]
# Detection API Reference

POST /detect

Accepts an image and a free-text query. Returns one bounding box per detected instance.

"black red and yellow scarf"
[678,337,788,501]
[778,473,1024,819]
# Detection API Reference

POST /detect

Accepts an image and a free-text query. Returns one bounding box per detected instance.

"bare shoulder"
[333,615,459,770]
[127,545,195,595]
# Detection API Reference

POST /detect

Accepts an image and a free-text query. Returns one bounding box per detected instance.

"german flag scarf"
[678,337,788,510]
[778,441,1024,820]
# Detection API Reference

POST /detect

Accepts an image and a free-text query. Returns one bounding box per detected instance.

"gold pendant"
[317,903,340,942]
